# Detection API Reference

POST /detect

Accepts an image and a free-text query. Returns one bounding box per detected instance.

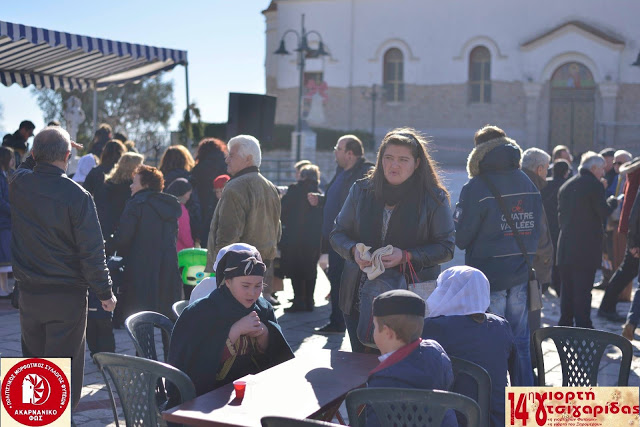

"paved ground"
[0,167,638,425]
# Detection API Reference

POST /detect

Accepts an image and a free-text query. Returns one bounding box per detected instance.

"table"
[162,349,379,426]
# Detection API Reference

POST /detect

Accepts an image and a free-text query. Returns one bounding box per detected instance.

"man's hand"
[307,193,320,207]
[381,247,404,268]
[631,247,640,258]
[101,295,117,312]
[70,141,83,151]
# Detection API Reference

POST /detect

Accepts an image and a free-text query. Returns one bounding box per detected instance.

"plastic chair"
[125,311,174,362]
[450,356,492,427]
[172,300,189,319]
[261,416,342,427]
[346,388,480,427]
[533,326,633,386]
[94,352,195,427]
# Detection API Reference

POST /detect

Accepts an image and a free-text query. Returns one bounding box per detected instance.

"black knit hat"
[215,249,266,287]
[373,289,425,317]
[165,178,192,197]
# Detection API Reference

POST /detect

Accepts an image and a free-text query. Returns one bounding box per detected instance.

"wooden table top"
[162,349,379,427]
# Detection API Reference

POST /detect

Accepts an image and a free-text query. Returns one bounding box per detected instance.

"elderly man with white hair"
[557,151,619,328]
[423,266,516,427]
[206,135,281,304]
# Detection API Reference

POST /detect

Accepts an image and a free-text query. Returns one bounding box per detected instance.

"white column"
[523,82,542,149]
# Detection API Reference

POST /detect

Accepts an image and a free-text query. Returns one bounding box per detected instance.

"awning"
[0,20,188,92]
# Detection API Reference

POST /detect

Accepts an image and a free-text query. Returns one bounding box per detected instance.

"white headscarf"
[426,266,490,318]
[72,154,97,183]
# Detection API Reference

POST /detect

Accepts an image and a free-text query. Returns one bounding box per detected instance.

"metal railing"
[260,158,297,186]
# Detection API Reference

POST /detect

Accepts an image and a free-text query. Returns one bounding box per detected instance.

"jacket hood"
[164,168,191,187]
[135,190,182,221]
[466,137,523,178]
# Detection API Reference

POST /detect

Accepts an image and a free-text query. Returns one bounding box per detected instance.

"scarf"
[359,175,420,252]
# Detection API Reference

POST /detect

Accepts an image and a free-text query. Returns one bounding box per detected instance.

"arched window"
[384,48,404,102]
[469,46,491,103]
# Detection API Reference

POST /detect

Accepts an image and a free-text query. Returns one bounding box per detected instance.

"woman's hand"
[353,246,372,271]
[381,247,404,268]
[228,311,264,343]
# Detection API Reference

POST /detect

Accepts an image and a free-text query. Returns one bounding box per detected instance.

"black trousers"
[600,248,640,313]
[86,317,115,357]
[20,290,87,411]
[559,265,597,328]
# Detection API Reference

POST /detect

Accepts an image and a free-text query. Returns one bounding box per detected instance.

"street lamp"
[362,84,383,150]
[274,14,329,161]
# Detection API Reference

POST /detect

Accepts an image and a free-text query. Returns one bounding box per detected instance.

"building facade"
[264,0,640,162]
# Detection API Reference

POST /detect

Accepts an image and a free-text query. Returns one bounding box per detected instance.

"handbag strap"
[479,175,535,279]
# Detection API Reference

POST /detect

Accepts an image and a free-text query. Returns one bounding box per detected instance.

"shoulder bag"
[479,175,543,312]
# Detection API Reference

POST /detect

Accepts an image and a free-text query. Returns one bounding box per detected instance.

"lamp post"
[362,84,382,150]
[274,14,329,161]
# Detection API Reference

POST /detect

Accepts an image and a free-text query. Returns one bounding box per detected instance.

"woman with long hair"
[0,147,14,297]
[98,153,144,242]
[83,139,126,196]
[330,128,455,353]
[159,145,195,187]
[159,145,202,245]
[191,138,228,244]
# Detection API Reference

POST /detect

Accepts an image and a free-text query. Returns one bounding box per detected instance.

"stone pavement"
[0,272,639,426]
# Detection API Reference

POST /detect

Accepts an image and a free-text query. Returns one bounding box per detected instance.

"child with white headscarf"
[423,266,517,427]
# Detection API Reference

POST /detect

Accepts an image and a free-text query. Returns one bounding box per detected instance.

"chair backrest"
[261,416,341,427]
[533,326,633,386]
[125,311,174,362]
[172,300,189,320]
[450,356,492,427]
[94,352,195,427]
[346,388,480,427]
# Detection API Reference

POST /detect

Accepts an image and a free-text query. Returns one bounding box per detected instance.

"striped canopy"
[0,20,188,92]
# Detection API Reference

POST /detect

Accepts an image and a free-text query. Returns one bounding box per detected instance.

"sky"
[0,0,272,135]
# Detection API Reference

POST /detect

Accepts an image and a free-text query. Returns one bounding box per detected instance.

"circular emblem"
[1,359,70,426]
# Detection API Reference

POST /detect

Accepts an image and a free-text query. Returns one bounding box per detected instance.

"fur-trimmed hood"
[466,137,523,178]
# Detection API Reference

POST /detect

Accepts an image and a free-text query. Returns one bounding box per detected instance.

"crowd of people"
[2,118,639,426]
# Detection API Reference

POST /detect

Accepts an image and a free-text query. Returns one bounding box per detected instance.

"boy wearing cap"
[367,289,457,427]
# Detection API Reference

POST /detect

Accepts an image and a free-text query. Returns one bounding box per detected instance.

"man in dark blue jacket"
[453,125,541,386]
[307,135,373,335]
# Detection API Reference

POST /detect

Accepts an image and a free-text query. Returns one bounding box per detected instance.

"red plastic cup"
[233,380,246,399]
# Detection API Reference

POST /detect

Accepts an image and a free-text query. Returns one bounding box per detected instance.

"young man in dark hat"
[366,289,456,427]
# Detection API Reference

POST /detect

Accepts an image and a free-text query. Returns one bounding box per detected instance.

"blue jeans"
[489,282,534,386]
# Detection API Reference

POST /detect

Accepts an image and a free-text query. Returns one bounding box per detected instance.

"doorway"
[549,62,596,155]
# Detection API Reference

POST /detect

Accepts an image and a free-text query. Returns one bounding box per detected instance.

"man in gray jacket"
[207,135,282,302]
